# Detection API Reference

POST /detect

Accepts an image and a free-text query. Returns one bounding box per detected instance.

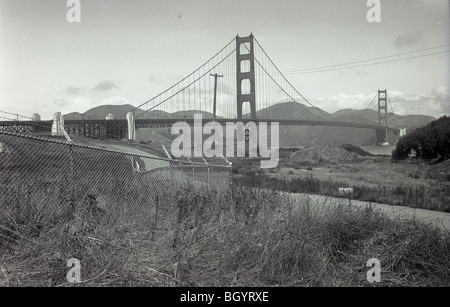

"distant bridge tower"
[376,89,389,146]
[236,34,256,120]
[32,113,41,121]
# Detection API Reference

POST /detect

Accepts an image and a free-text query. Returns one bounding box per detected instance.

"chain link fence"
[0,131,231,250]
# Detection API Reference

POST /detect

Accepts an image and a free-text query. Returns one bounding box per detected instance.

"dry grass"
[1,136,449,286]
[1,180,449,287]
[0,137,450,286]
[232,146,450,212]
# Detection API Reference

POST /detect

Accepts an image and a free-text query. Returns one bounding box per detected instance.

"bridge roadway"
[0,118,400,136]
[131,118,399,133]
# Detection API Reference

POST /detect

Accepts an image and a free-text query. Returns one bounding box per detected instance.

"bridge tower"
[376,89,389,146]
[236,34,256,120]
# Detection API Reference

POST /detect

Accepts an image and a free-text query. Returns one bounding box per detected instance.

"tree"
[392,116,450,162]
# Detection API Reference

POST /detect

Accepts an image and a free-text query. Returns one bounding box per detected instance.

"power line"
[284,50,450,75]
[283,44,450,74]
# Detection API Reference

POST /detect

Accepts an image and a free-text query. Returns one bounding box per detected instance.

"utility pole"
[210,73,223,120]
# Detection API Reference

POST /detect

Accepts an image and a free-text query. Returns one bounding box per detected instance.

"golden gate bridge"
[0,34,399,145]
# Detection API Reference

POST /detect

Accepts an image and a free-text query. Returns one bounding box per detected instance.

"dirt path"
[291,192,450,232]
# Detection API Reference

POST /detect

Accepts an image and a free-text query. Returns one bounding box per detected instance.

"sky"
[0,0,449,120]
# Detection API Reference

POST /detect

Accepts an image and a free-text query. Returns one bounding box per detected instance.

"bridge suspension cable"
[365,93,378,110]
[116,37,237,120]
[0,115,16,121]
[114,34,403,125]
[387,92,400,129]
[135,46,236,119]
[249,44,330,121]
[253,37,336,121]
[0,110,34,121]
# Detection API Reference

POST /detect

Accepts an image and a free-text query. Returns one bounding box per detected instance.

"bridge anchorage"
[0,34,400,145]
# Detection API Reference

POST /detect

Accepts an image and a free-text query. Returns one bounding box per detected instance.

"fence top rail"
[0,130,231,169]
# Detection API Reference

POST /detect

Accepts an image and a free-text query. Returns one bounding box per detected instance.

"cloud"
[54,96,132,116]
[314,93,375,112]
[71,96,95,108]
[58,96,95,114]
[388,94,441,117]
[101,96,131,105]
[393,31,425,49]
[385,86,449,117]
[432,85,450,113]
[92,80,120,92]
[388,90,405,97]
[313,89,448,118]
[65,86,83,95]
[432,85,450,101]
[219,84,235,96]
[147,74,162,83]
[54,98,68,107]
[356,70,370,77]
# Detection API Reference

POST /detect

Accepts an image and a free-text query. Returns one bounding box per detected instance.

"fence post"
[126,112,136,140]
[162,145,173,185]
[186,157,195,186]
[201,157,211,190]
[219,155,233,190]
[51,112,65,136]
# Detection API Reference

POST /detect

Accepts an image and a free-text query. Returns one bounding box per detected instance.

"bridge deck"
[0,118,399,134]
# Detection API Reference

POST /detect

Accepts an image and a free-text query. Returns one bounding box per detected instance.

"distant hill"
[172,110,220,119]
[64,105,216,120]
[64,104,138,120]
[62,102,436,145]
[390,114,436,130]
[256,105,436,146]
[332,108,436,129]
[333,109,379,123]
[64,111,84,120]
[242,103,435,145]
[243,101,331,121]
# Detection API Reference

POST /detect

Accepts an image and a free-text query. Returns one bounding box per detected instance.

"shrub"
[392,116,450,161]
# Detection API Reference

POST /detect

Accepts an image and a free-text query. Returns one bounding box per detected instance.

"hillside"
[62,103,435,145]
[333,108,379,122]
[243,101,331,121]
[332,108,436,129]
[64,104,139,120]
[64,105,215,120]
[392,114,436,129]
[172,110,219,119]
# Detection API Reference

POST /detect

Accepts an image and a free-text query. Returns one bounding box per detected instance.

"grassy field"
[231,146,450,212]
[1,182,449,286]
[1,135,449,286]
